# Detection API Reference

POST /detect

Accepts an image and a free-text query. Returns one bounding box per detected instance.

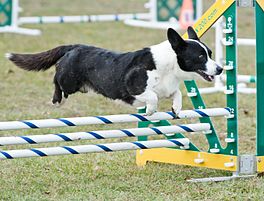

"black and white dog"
[6,27,222,115]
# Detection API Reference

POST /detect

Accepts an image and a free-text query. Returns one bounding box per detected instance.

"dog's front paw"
[172,104,181,116]
[145,104,157,116]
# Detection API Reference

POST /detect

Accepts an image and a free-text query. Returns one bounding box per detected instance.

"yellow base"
[257,156,264,172]
[136,148,238,172]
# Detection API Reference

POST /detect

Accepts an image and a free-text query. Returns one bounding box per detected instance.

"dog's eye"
[199,55,204,58]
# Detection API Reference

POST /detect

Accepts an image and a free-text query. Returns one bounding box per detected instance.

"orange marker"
[179,0,194,30]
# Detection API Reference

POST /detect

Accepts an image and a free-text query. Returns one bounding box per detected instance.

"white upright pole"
[196,0,203,19]
[215,17,224,89]
[145,0,157,21]
[11,0,19,27]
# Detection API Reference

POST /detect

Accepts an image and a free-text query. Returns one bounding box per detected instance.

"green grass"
[0,0,262,200]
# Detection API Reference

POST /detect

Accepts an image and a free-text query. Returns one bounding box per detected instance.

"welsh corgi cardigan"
[6,27,222,115]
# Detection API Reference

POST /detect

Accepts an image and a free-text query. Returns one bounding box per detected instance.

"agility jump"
[0,107,230,160]
[0,108,228,158]
[136,0,264,182]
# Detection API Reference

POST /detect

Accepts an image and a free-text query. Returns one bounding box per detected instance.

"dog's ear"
[187,26,199,41]
[167,28,186,52]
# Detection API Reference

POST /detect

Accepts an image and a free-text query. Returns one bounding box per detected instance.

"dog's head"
[167,27,222,82]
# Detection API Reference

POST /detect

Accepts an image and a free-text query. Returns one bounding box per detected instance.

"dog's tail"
[5,45,77,71]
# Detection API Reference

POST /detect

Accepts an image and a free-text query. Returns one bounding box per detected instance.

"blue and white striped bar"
[0,138,189,160]
[0,108,230,131]
[18,13,151,24]
[0,123,210,146]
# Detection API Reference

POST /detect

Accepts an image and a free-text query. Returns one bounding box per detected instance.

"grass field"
[0,0,262,200]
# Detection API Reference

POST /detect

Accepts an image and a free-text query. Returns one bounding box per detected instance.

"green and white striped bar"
[0,138,189,160]
[0,108,230,131]
[0,123,210,146]
[18,13,151,24]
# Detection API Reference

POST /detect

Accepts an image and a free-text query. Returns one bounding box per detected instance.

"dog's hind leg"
[64,93,69,99]
[52,76,63,105]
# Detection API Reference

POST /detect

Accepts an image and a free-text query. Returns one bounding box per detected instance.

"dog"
[6,27,222,116]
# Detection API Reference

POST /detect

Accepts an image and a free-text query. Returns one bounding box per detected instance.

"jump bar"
[0,139,189,160]
[0,108,230,131]
[0,123,210,146]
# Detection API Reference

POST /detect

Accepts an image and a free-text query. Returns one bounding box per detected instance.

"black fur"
[7,27,222,108]
[168,28,212,73]
[8,45,76,71]
[9,45,156,104]
[176,40,208,72]
[187,26,200,41]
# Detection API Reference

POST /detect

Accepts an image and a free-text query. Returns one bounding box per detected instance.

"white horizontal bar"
[0,26,41,35]
[19,13,151,24]
[237,87,256,94]
[0,108,230,131]
[124,19,181,30]
[0,139,189,159]
[199,86,256,94]
[199,87,223,94]
[221,75,256,83]
[0,123,210,146]
[237,38,256,46]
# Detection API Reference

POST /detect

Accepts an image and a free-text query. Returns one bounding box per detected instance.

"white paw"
[145,104,157,116]
[172,104,181,116]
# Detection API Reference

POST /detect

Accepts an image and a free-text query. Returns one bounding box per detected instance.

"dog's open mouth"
[196,70,214,82]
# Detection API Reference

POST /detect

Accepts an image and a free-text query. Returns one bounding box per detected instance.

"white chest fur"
[147,41,181,99]
[147,40,200,99]
[147,70,180,98]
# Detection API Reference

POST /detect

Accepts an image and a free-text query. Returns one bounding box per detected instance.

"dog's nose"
[216,65,223,75]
